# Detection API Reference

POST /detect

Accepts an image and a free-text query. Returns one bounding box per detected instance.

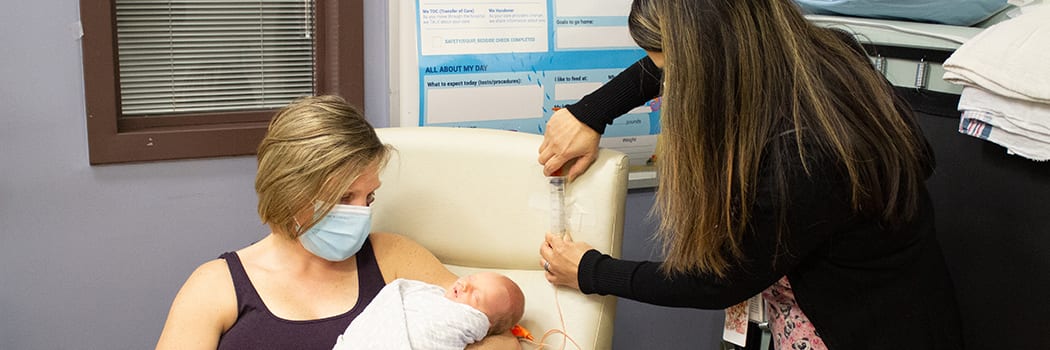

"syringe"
[548,176,568,238]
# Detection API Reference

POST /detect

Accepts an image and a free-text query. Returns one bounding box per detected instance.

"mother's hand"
[539,233,593,291]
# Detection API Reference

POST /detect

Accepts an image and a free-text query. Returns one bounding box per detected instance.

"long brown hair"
[631,0,932,277]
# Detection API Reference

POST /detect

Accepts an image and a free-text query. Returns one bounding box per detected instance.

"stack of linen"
[942,5,1050,161]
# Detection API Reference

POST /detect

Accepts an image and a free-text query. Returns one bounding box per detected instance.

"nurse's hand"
[538,108,600,182]
[539,232,593,291]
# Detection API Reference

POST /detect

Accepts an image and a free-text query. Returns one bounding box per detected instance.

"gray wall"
[614,189,725,349]
[0,1,721,349]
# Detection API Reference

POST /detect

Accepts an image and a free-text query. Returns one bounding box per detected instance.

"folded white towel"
[959,113,1050,161]
[957,87,1050,161]
[959,86,1050,136]
[943,5,1050,103]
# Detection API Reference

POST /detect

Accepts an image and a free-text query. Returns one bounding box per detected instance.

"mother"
[156,95,517,349]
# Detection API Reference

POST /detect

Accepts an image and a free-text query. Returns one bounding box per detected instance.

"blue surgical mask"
[298,204,372,261]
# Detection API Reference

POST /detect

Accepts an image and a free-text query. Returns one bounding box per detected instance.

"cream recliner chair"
[371,127,628,350]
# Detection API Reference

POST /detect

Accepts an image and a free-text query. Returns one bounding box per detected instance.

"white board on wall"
[389,0,661,174]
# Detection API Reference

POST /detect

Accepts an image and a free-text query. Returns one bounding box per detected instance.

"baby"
[334,272,526,349]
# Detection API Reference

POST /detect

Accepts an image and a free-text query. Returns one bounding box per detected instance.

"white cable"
[809,17,971,45]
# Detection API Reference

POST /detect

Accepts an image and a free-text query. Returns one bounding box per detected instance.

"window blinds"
[115,0,315,116]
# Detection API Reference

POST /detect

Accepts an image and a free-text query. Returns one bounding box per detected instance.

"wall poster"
[398,0,660,168]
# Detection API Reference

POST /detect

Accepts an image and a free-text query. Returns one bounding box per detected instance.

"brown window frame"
[79,0,364,164]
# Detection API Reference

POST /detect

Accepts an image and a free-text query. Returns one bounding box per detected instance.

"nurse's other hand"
[537,108,600,181]
[539,232,592,291]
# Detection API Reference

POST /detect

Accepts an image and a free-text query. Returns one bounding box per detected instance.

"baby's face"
[445,272,513,320]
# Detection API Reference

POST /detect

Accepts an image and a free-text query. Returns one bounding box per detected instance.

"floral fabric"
[761,277,828,350]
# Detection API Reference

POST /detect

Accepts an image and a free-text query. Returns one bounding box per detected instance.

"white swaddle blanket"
[333,278,490,350]
[942,5,1050,103]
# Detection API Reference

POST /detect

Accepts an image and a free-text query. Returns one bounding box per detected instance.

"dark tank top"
[216,238,386,350]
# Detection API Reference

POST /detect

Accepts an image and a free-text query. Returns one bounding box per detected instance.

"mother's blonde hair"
[632,0,932,278]
[255,95,389,239]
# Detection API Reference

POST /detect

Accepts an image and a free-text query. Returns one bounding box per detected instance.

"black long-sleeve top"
[566,57,663,135]
[565,57,963,350]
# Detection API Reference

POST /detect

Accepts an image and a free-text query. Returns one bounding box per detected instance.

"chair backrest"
[371,127,627,349]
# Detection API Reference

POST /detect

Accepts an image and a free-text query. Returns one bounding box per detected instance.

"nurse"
[537,1,963,349]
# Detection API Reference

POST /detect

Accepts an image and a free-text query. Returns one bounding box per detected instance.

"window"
[80,0,364,164]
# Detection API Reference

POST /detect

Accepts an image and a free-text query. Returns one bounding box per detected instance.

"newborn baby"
[334,272,526,349]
